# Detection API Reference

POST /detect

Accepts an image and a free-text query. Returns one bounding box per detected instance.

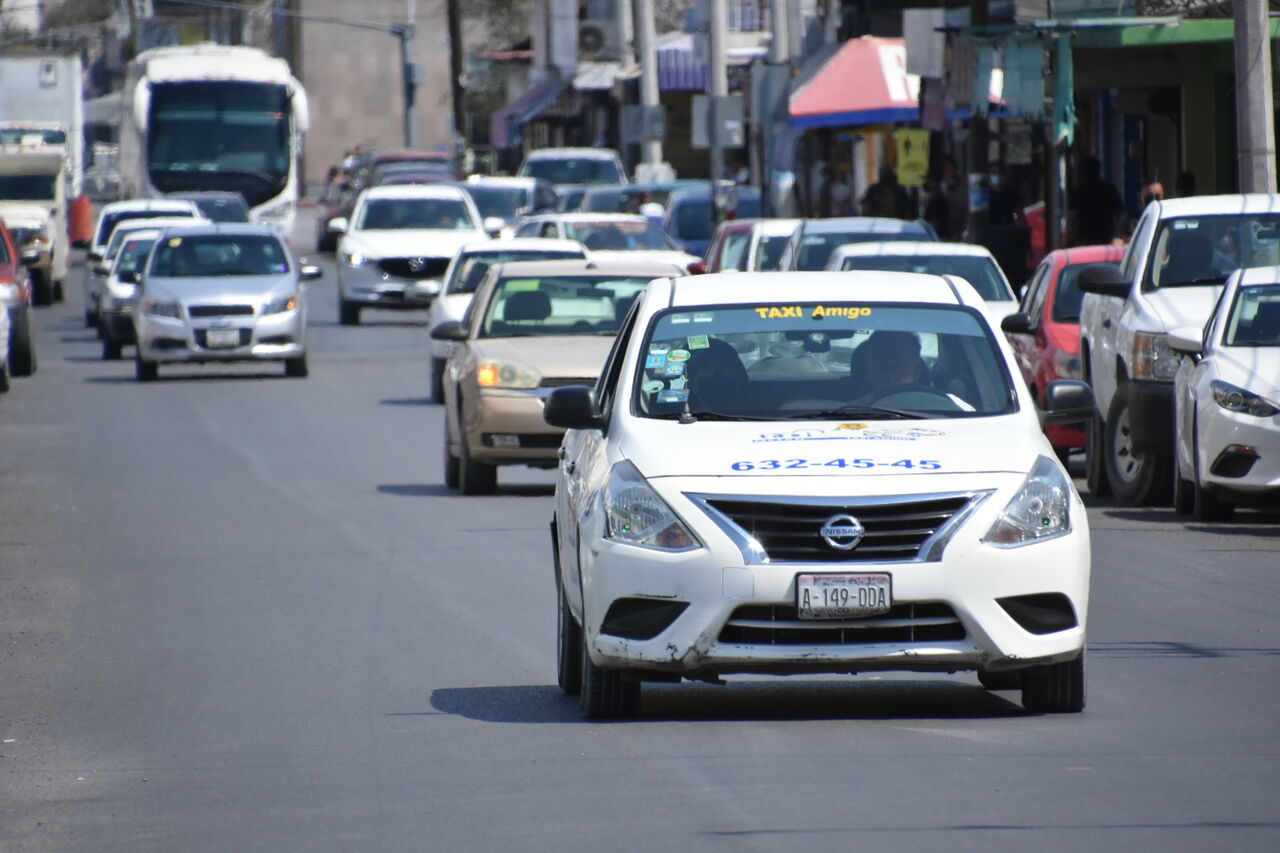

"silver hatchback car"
[131,224,321,381]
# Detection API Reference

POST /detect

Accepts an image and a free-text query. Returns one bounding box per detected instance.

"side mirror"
[93,263,111,276]
[20,249,41,266]
[544,385,606,431]
[299,264,323,280]
[1167,325,1203,355]
[429,320,468,341]
[1001,312,1034,334]
[328,217,349,234]
[1041,380,1096,425]
[1077,263,1130,298]
[687,260,707,275]
[483,216,506,237]
[87,251,103,263]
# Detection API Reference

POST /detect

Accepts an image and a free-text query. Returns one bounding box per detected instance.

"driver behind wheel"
[851,330,927,400]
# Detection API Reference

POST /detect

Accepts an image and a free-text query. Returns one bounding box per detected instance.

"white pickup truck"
[0,145,69,306]
[1077,194,1280,505]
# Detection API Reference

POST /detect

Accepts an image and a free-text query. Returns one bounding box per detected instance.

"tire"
[1173,467,1195,514]
[84,309,96,329]
[458,432,497,495]
[284,354,309,378]
[52,279,64,303]
[1084,411,1111,497]
[978,670,1022,691]
[558,584,583,696]
[443,425,460,489]
[579,631,640,719]
[430,357,446,404]
[1053,445,1072,470]
[338,301,360,326]
[0,361,10,393]
[8,307,36,376]
[1103,390,1171,506]
[31,270,52,307]
[1022,652,1085,713]
[135,354,158,382]
[102,337,123,361]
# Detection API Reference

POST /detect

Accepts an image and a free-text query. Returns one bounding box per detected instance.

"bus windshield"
[147,81,291,207]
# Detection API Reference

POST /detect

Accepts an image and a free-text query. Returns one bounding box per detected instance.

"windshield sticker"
[687,334,709,349]
[649,343,671,354]
[669,376,687,390]
[657,389,690,404]
[641,379,664,394]
[752,427,946,444]
[671,315,692,324]
[167,237,182,247]
[645,353,667,369]
[663,363,685,377]
[666,349,691,363]
[730,457,942,472]
[693,313,715,323]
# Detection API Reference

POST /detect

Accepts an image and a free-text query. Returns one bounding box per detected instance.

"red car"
[691,218,759,274]
[1006,244,1125,459]
[0,219,36,377]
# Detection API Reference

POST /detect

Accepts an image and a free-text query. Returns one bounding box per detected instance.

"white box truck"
[0,53,84,195]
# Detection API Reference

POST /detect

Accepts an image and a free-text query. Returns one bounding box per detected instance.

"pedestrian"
[1067,155,1125,246]
[1176,170,1197,198]
[923,174,951,239]
[986,162,1024,227]
[860,165,912,220]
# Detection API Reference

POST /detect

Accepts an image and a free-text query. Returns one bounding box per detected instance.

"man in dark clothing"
[1068,155,1125,246]
[860,165,913,220]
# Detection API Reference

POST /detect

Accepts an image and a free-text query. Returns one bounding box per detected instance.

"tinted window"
[191,196,250,223]
[753,235,790,270]
[1053,261,1118,322]
[150,233,290,277]
[448,250,584,295]
[356,198,475,230]
[1224,284,1280,346]
[0,175,56,200]
[115,237,156,274]
[565,220,676,251]
[1144,214,1280,290]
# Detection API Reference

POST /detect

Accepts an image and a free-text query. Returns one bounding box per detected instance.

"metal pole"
[397,24,418,148]
[636,0,662,170]
[1233,0,1276,193]
[708,0,728,225]
[446,0,466,152]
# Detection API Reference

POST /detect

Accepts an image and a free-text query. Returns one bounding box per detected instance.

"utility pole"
[1234,0,1276,193]
[708,0,728,224]
[446,0,466,152]
[966,0,989,237]
[636,0,663,172]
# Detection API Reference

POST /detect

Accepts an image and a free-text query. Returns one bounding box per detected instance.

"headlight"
[475,360,541,389]
[983,455,1072,547]
[140,296,181,318]
[341,250,368,267]
[603,461,700,551]
[1132,331,1180,381]
[1051,349,1082,380]
[263,292,299,315]
[1211,380,1279,417]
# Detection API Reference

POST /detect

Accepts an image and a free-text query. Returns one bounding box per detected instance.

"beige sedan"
[431,258,686,494]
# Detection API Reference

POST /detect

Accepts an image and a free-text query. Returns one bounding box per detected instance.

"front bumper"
[464,388,565,466]
[1196,404,1280,500]
[338,264,441,308]
[1127,380,1174,455]
[134,309,305,364]
[578,474,1090,679]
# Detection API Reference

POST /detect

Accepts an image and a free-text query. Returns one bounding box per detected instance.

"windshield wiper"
[651,409,775,422]
[782,404,929,420]
[1164,275,1228,286]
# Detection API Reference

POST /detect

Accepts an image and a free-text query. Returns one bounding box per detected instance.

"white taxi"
[545,271,1095,718]
[1170,266,1280,521]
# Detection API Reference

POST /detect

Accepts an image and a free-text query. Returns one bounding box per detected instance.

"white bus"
[118,44,309,236]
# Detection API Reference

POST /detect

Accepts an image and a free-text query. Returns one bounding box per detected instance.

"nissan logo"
[820,513,865,551]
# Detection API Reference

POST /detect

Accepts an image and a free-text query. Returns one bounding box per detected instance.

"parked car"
[1002,245,1125,462]
[132,224,320,381]
[83,198,202,327]
[0,219,36,376]
[1170,266,1280,521]
[427,238,588,402]
[695,218,759,273]
[661,186,764,257]
[517,147,627,188]
[432,258,685,494]
[827,241,1019,324]
[1078,193,1280,504]
[166,191,251,223]
[333,184,494,325]
[778,217,937,271]
[99,227,164,360]
[355,148,460,191]
[513,213,698,270]
[544,270,1095,718]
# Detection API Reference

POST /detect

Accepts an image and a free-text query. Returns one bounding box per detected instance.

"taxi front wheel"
[557,586,582,696]
[1021,653,1085,713]
[579,634,640,719]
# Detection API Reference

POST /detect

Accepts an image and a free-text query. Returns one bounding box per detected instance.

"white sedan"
[545,271,1096,718]
[1171,266,1280,521]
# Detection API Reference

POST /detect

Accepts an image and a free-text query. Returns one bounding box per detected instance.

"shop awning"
[489,79,569,148]
[789,37,921,129]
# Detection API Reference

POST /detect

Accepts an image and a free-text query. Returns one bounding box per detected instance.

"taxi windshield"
[634,303,1016,420]
[480,275,652,337]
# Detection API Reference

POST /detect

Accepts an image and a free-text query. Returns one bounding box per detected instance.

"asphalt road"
[1,213,1278,852]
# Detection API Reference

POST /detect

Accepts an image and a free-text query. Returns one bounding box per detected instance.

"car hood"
[588,249,696,270]
[144,273,299,306]
[1146,284,1223,331]
[1214,347,1280,400]
[342,229,485,259]
[618,416,1045,480]
[470,335,615,380]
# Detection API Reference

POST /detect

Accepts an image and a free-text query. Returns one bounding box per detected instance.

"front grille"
[718,602,965,645]
[698,494,979,563]
[189,304,254,317]
[539,377,597,388]
[194,329,251,348]
[377,257,449,280]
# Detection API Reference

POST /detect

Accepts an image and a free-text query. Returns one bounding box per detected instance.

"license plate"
[796,573,892,620]
[205,328,240,348]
